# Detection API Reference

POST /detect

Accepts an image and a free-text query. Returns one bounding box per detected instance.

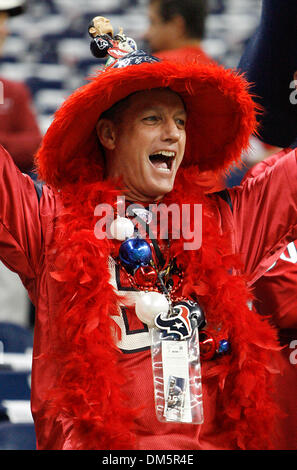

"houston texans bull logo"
[155,300,205,340]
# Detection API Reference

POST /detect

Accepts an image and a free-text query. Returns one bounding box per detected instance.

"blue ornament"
[218,339,230,354]
[119,238,152,269]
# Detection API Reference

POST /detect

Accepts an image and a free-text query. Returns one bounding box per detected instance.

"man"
[0,0,42,173]
[0,19,297,450]
[144,0,213,65]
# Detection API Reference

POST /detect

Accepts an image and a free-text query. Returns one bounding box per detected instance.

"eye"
[175,117,186,128]
[142,115,160,124]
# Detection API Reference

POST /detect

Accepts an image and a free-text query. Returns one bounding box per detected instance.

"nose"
[160,118,182,143]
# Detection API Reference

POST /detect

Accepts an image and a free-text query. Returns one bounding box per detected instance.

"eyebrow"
[141,105,187,116]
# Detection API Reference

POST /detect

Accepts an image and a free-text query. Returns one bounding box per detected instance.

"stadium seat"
[0,404,9,422]
[0,371,31,401]
[56,38,93,72]
[75,57,104,76]
[2,36,27,61]
[1,400,33,424]
[39,114,54,135]
[0,63,33,81]
[35,88,69,114]
[26,76,64,96]
[0,422,36,450]
[0,322,33,354]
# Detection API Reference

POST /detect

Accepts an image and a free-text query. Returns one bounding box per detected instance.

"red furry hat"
[36,51,257,188]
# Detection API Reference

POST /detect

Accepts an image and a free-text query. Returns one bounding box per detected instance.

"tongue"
[154,161,168,169]
[150,155,168,169]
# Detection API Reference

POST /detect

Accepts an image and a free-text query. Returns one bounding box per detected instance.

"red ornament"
[199,330,216,360]
[134,265,158,287]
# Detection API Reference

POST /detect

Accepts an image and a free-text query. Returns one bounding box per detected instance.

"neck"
[164,38,201,51]
[123,189,165,204]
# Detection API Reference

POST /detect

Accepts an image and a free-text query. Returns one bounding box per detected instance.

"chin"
[147,182,174,200]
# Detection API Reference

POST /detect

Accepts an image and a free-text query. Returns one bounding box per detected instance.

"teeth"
[151,151,175,157]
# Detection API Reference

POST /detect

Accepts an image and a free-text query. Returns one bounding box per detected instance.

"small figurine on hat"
[88,15,137,66]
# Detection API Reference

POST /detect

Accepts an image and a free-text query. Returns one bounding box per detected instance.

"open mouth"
[149,151,175,172]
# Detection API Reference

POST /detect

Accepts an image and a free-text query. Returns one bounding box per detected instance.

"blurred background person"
[0,0,41,176]
[144,0,214,65]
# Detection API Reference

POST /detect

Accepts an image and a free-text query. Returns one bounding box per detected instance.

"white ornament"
[135,291,169,327]
[109,217,134,241]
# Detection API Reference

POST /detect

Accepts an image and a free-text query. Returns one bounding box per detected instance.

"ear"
[96,118,117,150]
[89,26,96,36]
[171,14,186,38]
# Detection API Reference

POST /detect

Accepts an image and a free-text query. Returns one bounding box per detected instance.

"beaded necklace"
[111,205,229,359]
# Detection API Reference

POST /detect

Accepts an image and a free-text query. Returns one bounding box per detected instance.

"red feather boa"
[44,166,281,450]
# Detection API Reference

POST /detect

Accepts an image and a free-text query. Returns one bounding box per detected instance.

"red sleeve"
[229,148,297,285]
[0,83,42,172]
[241,148,292,182]
[0,145,42,298]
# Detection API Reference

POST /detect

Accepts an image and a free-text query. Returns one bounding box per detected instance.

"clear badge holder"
[150,321,204,424]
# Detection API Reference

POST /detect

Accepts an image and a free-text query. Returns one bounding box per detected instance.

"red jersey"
[154,45,215,66]
[242,149,297,449]
[0,146,297,450]
[242,149,297,325]
[114,149,297,450]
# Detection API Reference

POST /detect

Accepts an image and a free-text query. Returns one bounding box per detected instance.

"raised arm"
[228,149,297,285]
[0,145,42,298]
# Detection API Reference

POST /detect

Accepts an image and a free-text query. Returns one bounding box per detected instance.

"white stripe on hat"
[0,0,25,12]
